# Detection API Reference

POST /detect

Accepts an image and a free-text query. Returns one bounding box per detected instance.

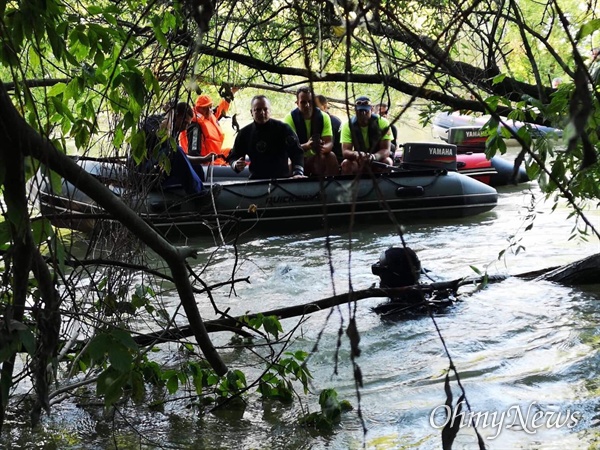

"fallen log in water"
[532,253,600,285]
[130,252,598,346]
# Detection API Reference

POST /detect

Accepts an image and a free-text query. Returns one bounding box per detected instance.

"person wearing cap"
[228,95,305,179]
[340,96,393,175]
[283,86,339,177]
[180,90,237,165]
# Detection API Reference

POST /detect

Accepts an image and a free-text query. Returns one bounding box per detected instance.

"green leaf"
[192,369,204,394]
[577,19,600,40]
[166,374,179,394]
[28,46,40,68]
[262,315,282,339]
[0,220,11,251]
[111,329,138,352]
[88,333,112,362]
[130,370,145,403]
[107,343,132,373]
[207,374,219,386]
[64,78,80,101]
[291,350,308,361]
[152,22,168,48]
[469,265,482,275]
[47,82,66,97]
[491,74,506,85]
[17,328,36,355]
[97,368,126,407]
[31,218,53,246]
[87,5,103,15]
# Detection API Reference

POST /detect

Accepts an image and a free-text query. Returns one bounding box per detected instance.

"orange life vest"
[179,99,231,165]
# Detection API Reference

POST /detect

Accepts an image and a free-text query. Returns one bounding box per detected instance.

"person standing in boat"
[315,94,343,163]
[140,101,219,197]
[228,95,305,179]
[179,88,238,165]
[283,86,339,177]
[340,96,393,175]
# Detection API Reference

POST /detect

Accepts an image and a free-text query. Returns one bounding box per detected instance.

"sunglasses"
[356,101,371,106]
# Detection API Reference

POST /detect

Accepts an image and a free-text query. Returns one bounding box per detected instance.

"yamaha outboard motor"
[371,247,421,288]
[402,142,457,171]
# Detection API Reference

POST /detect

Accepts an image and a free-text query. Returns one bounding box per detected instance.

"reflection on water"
[3,182,600,449]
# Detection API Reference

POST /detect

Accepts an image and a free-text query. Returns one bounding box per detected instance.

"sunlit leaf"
[577,19,600,40]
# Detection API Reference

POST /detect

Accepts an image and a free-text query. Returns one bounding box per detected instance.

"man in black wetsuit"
[228,95,305,179]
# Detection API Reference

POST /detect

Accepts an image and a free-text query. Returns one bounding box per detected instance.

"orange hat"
[195,95,213,109]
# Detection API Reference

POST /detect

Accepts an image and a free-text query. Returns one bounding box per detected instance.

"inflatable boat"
[432,112,562,145]
[205,141,529,188]
[36,146,498,235]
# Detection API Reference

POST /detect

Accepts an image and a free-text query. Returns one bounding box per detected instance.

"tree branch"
[0,79,228,376]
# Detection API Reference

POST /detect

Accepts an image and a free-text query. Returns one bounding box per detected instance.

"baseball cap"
[195,95,213,109]
[355,96,372,111]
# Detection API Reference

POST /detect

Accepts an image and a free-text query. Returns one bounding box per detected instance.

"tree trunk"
[0,81,227,377]
[533,253,600,285]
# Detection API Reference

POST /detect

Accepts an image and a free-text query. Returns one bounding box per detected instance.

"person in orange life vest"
[179,92,236,165]
[283,86,339,176]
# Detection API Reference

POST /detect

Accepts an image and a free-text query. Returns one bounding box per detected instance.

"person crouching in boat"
[139,101,220,199]
[228,95,306,180]
[374,102,398,158]
[283,86,339,177]
[340,96,393,175]
[179,91,237,165]
[314,94,343,163]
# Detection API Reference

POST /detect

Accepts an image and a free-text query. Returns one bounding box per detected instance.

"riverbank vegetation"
[1,0,599,447]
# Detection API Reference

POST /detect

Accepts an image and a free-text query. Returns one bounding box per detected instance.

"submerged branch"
[134,253,600,346]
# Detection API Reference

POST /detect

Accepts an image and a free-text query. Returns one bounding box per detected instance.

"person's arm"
[227,130,246,172]
[283,124,305,177]
[374,117,392,162]
[374,139,391,162]
[320,136,333,154]
[341,142,356,160]
[340,122,355,159]
[214,98,230,121]
[340,122,367,161]
[187,153,221,164]
[284,114,311,153]
[215,87,239,120]
[319,113,333,154]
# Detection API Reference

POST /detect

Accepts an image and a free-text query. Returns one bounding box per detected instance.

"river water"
[164,181,598,450]
[4,160,600,448]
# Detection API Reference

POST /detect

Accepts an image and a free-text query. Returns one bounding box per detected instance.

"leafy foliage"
[298,388,353,431]
[258,350,312,402]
